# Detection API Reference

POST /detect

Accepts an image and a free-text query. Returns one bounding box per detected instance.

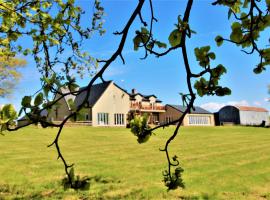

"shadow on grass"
[61,174,121,191]
[88,175,121,184]
[0,184,24,197]
[0,183,58,200]
[179,192,216,200]
[0,175,122,200]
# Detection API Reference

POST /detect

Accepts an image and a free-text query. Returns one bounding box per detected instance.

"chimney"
[131,88,137,94]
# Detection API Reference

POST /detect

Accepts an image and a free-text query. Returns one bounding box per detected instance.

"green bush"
[130,115,151,143]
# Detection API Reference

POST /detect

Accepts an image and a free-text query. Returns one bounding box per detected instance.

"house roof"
[235,106,268,112]
[60,87,77,110]
[167,104,212,114]
[57,81,163,109]
[130,93,149,101]
[74,81,111,107]
[144,94,157,98]
[129,93,162,102]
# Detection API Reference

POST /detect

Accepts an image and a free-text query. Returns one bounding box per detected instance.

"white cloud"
[264,98,270,102]
[200,102,226,112]
[200,100,249,112]
[227,100,249,106]
[253,101,262,106]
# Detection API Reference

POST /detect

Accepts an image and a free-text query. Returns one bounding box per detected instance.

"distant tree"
[0,56,26,97]
[0,0,269,190]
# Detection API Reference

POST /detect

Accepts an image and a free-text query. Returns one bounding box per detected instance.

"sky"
[0,0,269,112]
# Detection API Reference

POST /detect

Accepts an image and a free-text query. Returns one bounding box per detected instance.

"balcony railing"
[130,103,165,111]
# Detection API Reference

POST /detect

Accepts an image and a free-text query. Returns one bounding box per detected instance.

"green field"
[0,126,270,200]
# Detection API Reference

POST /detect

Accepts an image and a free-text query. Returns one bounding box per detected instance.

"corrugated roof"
[236,106,268,112]
[167,104,212,114]
[75,81,111,107]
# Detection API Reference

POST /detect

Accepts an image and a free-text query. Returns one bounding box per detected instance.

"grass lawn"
[0,126,270,199]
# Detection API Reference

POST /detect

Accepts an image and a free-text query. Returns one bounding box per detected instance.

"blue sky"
[0,0,269,112]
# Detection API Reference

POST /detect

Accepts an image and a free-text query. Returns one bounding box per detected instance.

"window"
[55,108,58,119]
[114,113,125,125]
[97,113,109,125]
[166,116,171,123]
[188,115,210,125]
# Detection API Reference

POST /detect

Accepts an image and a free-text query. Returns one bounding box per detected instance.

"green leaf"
[194,46,213,67]
[43,85,50,97]
[230,22,243,42]
[208,52,216,60]
[190,29,197,34]
[141,27,149,34]
[243,0,250,8]
[34,93,44,106]
[130,115,151,144]
[231,22,241,30]
[223,87,231,95]
[215,87,231,96]
[21,96,32,107]
[168,29,181,47]
[133,35,142,51]
[155,41,167,49]
[177,15,183,24]
[212,64,227,77]
[23,49,31,56]
[137,134,150,144]
[194,78,208,97]
[228,9,232,19]
[201,46,210,53]
[1,104,17,120]
[42,2,52,9]
[253,67,263,74]
[215,35,223,47]
[146,42,154,50]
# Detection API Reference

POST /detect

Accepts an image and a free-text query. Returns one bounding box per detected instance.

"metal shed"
[218,105,269,126]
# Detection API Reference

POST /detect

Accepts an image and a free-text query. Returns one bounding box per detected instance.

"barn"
[159,104,215,126]
[218,105,269,126]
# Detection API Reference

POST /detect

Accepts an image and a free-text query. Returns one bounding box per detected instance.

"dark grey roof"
[75,81,111,107]
[144,94,157,98]
[167,104,212,114]
[129,93,162,102]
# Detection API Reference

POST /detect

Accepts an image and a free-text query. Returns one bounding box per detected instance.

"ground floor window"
[188,115,210,125]
[151,113,159,123]
[85,113,89,121]
[98,113,109,125]
[114,113,124,125]
[166,116,172,123]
